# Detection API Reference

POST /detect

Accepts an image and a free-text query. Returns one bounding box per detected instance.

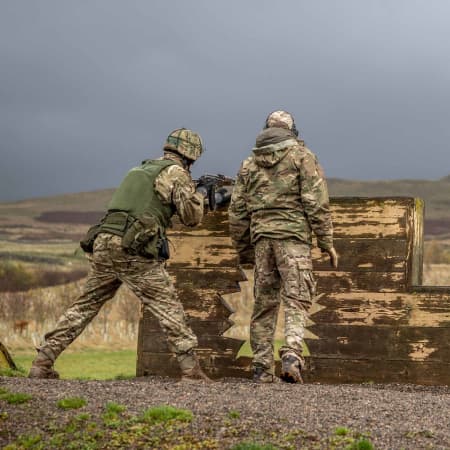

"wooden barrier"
[136,197,450,385]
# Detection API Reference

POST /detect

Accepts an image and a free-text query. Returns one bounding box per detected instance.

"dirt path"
[1,377,449,449]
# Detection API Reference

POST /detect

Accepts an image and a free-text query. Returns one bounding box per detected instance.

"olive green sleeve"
[228,164,254,263]
[300,151,334,250]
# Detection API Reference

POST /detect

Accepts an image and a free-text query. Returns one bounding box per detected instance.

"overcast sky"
[1,1,449,201]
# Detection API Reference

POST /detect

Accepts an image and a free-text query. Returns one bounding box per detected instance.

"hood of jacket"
[252,128,298,168]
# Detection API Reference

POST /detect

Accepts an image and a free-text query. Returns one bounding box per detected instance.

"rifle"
[195,174,233,211]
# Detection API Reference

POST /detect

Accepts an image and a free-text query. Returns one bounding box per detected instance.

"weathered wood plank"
[315,271,406,293]
[329,198,410,239]
[137,349,248,379]
[310,292,450,327]
[306,325,450,361]
[140,333,243,354]
[406,198,424,286]
[306,357,450,385]
[137,353,180,377]
[141,296,231,321]
[166,236,409,272]
[168,198,412,239]
[169,267,246,295]
[167,235,237,268]
[312,239,407,272]
[170,210,231,236]
[141,317,234,336]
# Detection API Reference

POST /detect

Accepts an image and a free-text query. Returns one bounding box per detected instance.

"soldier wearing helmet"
[29,128,211,382]
[229,111,338,383]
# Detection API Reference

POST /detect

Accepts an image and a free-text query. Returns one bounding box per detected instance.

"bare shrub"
[0,262,37,292]
[0,261,87,292]
[2,281,140,351]
[423,264,450,286]
[424,240,450,264]
[116,287,141,325]
[38,269,87,288]
[0,291,30,322]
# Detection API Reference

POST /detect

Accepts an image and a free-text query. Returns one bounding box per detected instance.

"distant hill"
[327,175,450,220]
[1,176,449,237]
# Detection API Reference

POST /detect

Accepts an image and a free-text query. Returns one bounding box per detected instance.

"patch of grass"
[105,402,126,414]
[13,350,137,380]
[406,429,434,439]
[57,397,87,410]
[74,413,91,421]
[0,365,27,378]
[4,434,42,449]
[102,402,126,428]
[347,438,374,450]
[140,405,193,424]
[228,410,241,420]
[230,443,277,450]
[335,426,350,436]
[0,391,33,404]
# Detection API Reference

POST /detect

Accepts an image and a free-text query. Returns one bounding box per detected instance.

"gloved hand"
[195,185,208,198]
[321,247,338,268]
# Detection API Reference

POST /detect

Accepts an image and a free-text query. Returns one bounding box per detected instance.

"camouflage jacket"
[228,128,333,258]
[155,153,204,227]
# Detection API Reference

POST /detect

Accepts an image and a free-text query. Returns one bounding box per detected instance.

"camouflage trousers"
[39,233,197,362]
[251,238,316,374]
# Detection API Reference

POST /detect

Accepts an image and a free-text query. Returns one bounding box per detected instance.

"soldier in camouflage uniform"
[229,111,338,383]
[29,128,211,382]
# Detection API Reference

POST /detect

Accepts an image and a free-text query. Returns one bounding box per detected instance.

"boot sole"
[280,371,303,384]
[28,368,60,379]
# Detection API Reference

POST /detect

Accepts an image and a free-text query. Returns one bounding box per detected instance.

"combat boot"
[178,351,212,383]
[253,366,276,383]
[280,354,303,384]
[28,350,59,379]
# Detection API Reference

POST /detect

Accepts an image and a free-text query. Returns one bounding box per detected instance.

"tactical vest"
[79,159,177,258]
[100,159,176,236]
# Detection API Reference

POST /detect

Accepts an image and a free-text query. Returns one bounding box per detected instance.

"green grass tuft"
[0,365,26,378]
[57,397,87,410]
[230,443,277,450]
[74,413,91,421]
[228,410,241,419]
[347,438,374,450]
[141,405,193,424]
[334,426,349,436]
[5,434,42,450]
[14,350,137,380]
[105,402,126,414]
[0,391,33,404]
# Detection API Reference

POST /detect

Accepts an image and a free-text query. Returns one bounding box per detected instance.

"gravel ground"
[1,376,449,449]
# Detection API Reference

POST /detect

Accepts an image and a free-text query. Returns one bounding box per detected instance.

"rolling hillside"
[0,175,450,238]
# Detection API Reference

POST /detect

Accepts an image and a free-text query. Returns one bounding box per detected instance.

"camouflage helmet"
[264,110,299,137]
[163,128,204,161]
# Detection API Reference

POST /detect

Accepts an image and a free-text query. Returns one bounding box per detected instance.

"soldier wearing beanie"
[229,111,338,383]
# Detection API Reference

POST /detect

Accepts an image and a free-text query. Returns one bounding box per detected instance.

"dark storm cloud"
[1,0,450,201]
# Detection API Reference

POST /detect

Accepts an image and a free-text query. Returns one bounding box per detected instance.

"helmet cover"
[164,128,203,161]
